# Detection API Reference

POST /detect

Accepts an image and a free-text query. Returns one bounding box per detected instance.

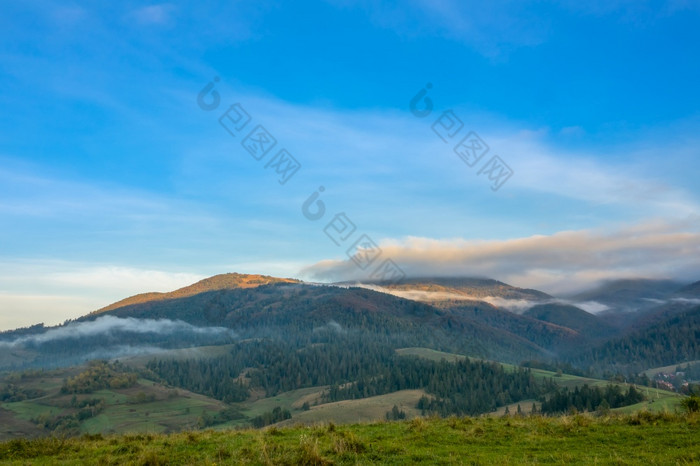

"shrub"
[681,395,700,414]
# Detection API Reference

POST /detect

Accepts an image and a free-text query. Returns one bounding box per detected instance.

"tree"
[681,395,700,414]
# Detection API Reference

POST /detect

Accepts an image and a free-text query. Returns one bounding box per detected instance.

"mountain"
[93,282,551,362]
[4,273,700,379]
[523,303,616,340]
[444,302,585,355]
[675,280,700,298]
[395,277,553,300]
[342,278,606,354]
[571,278,684,315]
[93,273,299,314]
[343,277,551,314]
[0,279,561,370]
[571,304,700,374]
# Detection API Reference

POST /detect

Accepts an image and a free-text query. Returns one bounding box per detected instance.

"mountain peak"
[93,273,299,314]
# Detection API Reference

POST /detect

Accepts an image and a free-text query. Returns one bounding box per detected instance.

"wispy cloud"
[208,89,700,223]
[0,315,234,348]
[488,129,700,218]
[331,0,551,57]
[336,0,697,57]
[130,4,176,26]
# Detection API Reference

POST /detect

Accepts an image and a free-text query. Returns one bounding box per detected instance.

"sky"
[1,0,700,330]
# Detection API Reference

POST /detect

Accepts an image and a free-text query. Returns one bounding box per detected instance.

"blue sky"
[1,0,700,329]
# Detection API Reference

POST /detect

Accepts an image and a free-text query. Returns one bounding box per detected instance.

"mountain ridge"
[92,273,299,314]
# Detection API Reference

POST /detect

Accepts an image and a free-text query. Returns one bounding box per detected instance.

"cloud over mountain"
[301,220,700,294]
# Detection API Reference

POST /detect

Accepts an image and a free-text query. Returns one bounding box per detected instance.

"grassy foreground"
[1,412,698,465]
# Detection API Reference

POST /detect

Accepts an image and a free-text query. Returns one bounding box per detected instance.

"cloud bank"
[301,220,700,295]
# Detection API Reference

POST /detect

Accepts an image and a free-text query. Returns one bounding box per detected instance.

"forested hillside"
[572,305,700,374]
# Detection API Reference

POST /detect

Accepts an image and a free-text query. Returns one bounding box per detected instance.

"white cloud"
[569,301,610,314]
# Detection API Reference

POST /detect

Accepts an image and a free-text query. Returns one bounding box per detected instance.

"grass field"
[0,412,697,465]
[396,347,467,363]
[0,372,230,441]
[642,360,700,378]
[275,389,428,426]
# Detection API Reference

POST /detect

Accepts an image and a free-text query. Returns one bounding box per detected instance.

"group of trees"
[197,406,245,428]
[147,335,396,403]
[0,384,45,402]
[385,405,407,420]
[326,357,540,416]
[251,407,291,428]
[61,361,137,394]
[539,384,644,414]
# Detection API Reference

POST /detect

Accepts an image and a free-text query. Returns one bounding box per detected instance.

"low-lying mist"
[0,315,235,348]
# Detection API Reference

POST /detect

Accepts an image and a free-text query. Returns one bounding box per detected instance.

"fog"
[0,315,235,348]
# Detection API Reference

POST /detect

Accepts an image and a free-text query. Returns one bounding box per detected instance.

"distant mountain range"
[1,273,699,375]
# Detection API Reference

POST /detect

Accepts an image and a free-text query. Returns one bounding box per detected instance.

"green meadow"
[1,412,698,465]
